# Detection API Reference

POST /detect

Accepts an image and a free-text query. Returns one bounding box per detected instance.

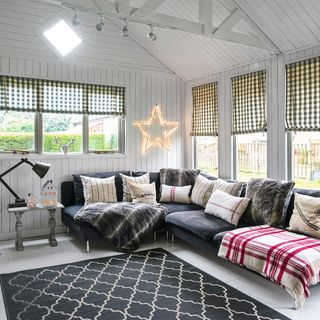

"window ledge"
[0,153,127,161]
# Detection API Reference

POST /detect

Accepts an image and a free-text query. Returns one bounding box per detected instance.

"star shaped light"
[133,105,179,152]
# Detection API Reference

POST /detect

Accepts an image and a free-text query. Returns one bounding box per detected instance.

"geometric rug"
[0,248,291,320]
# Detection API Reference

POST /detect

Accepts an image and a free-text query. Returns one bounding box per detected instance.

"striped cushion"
[191,174,215,207]
[120,173,150,202]
[211,179,242,197]
[287,193,320,238]
[160,184,191,204]
[205,190,250,225]
[80,175,117,204]
[128,182,157,205]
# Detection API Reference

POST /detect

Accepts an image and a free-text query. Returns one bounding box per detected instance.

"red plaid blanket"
[218,225,320,308]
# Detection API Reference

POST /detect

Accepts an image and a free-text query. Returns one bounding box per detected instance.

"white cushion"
[211,178,243,197]
[120,173,150,202]
[80,175,117,204]
[287,193,320,238]
[128,181,157,205]
[191,174,215,207]
[205,190,250,225]
[160,184,191,204]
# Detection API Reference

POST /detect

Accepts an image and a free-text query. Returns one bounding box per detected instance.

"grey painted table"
[7,203,64,251]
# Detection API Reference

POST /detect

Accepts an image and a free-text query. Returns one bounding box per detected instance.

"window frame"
[0,75,127,156]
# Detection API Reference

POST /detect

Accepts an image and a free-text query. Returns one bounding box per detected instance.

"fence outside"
[198,140,320,180]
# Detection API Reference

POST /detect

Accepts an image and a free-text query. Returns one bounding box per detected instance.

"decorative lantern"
[41,180,58,207]
[26,193,38,208]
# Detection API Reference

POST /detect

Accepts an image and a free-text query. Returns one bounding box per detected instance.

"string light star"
[133,105,179,152]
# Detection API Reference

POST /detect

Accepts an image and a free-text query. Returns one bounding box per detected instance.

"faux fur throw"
[160,168,200,187]
[242,178,295,227]
[74,202,167,252]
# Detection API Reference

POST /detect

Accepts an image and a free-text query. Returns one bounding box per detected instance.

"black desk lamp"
[0,158,50,208]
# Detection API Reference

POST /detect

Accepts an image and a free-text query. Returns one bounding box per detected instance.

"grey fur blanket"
[74,202,167,252]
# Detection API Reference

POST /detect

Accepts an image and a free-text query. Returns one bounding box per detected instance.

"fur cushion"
[160,168,200,188]
[243,178,295,227]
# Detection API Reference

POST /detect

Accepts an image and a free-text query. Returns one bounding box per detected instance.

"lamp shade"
[32,162,50,178]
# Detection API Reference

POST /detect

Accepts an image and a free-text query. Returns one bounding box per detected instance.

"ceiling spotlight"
[71,9,80,27]
[121,20,129,37]
[96,15,104,31]
[147,25,157,41]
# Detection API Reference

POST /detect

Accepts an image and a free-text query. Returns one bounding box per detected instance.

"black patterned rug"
[1,248,291,320]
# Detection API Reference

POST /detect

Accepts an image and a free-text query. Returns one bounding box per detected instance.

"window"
[195,136,218,176]
[286,57,320,188]
[0,75,125,154]
[191,82,219,176]
[232,70,267,181]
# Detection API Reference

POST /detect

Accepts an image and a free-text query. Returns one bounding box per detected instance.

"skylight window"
[43,19,82,56]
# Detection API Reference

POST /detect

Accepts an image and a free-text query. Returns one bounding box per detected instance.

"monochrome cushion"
[120,173,150,202]
[205,190,250,225]
[160,184,192,204]
[80,175,117,204]
[160,168,200,189]
[287,193,320,238]
[191,174,215,207]
[128,182,157,205]
[211,179,243,197]
[243,178,295,227]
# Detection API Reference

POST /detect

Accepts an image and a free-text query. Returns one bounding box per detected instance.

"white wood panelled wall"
[185,44,320,181]
[0,55,185,241]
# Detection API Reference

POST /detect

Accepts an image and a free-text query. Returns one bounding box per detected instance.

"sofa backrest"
[61,181,75,208]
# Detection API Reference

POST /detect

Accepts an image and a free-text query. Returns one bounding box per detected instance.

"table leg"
[48,209,58,247]
[14,212,24,251]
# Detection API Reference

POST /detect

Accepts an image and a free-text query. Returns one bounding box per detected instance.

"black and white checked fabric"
[191,82,218,136]
[1,249,290,320]
[286,56,320,132]
[232,70,267,135]
[0,75,125,116]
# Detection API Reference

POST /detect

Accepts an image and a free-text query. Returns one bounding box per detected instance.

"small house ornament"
[26,193,38,208]
[41,180,58,207]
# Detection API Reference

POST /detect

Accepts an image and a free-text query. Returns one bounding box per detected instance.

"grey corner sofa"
[60,170,320,254]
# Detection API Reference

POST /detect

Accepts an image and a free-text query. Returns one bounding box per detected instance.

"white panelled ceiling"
[1,0,320,79]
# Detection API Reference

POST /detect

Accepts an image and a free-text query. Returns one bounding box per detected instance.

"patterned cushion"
[160,168,200,188]
[80,175,117,204]
[287,193,320,238]
[120,173,150,202]
[191,174,215,207]
[243,178,295,227]
[205,190,250,226]
[211,179,243,197]
[160,185,191,204]
[128,182,157,205]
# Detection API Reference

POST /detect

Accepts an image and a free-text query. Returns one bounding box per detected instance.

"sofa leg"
[171,234,175,243]
[166,230,169,241]
[153,231,157,241]
[66,227,70,235]
[86,241,90,253]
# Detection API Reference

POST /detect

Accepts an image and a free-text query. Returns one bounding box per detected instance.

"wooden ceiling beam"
[130,0,167,19]
[117,0,131,16]
[199,0,213,35]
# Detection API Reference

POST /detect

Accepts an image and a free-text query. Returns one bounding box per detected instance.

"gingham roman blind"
[286,57,320,131]
[191,82,218,136]
[232,70,267,135]
[0,76,39,112]
[0,75,125,116]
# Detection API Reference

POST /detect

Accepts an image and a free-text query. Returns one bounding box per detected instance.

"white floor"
[1,233,320,320]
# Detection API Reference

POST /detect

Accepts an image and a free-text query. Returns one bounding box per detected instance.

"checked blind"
[0,75,125,116]
[232,70,267,135]
[286,57,320,131]
[191,82,218,136]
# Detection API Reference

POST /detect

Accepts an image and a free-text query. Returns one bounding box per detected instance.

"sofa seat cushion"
[165,210,235,241]
[161,203,203,214]
[63,205,83,219]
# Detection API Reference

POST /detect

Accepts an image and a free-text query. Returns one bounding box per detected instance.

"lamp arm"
[0,177,20,199]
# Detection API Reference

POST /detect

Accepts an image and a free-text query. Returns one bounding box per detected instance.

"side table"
[7,202,64,251]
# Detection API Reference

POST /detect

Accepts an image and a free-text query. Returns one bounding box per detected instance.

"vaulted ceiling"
[1,0,320,80]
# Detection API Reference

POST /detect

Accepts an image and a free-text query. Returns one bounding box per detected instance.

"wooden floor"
[0,232,319,320]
